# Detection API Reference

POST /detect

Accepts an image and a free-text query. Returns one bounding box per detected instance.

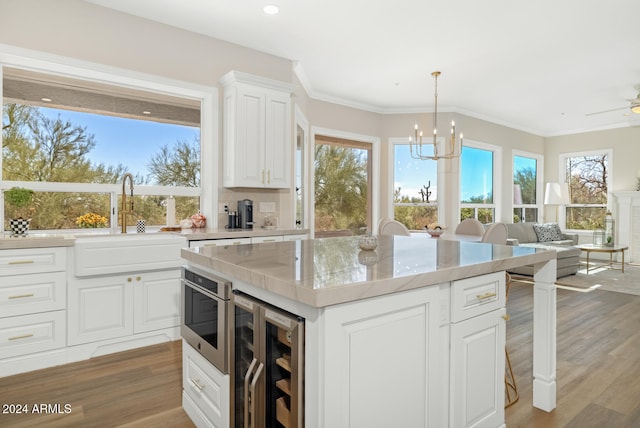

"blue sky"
[395,144,492,202]
[38,107,199,179]
[394,146,439,201]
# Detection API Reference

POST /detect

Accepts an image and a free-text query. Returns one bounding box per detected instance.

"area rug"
[512,261,640,296]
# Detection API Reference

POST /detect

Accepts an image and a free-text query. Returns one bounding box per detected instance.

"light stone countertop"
[180,227,309,240]
[182,235,555,308]
[0,227,308,250]
[0,234,76,249]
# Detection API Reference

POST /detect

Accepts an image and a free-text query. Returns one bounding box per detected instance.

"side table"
[575,244,628,274]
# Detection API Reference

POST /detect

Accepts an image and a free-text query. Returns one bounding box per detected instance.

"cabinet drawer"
[190,238,252,248]
[183,340,229,427]
[0,272,66,318]
[0,247,66,276]
[0,311,66,359]
[251,235,283,244]
[451,272,505,322]
[283,234,309,241]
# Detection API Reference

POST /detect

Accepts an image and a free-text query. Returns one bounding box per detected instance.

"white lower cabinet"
[450,272,506,428]
[450,308,506,428]
[315,272,506,427]
[68,269,180,346]
[321,285,444,428]
[183,340,229,428]
[0,247,68,376]
[0,311,66,360]
[184,270,508,428]
[134,270,181,333]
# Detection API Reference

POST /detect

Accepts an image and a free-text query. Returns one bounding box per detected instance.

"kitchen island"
[182,235,557,428]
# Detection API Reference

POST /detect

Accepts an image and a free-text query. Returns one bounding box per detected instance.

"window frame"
[0,47,218,231]
[559,149,613,231]
[310,127,380,237]
[294,104,309,230]
[512,150,543,223]
[459,139,502,224]
[389,136,444,229]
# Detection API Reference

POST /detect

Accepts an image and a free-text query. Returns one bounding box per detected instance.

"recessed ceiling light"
[263,4,279,15]
[142,111,151,115]
[41,97,52,102]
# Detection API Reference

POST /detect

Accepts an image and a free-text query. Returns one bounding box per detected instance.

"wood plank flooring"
[2,284,640,427]
[506,281,640,428]
[0,340,194,427]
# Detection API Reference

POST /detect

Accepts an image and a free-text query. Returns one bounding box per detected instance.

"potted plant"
[4,187,34,237]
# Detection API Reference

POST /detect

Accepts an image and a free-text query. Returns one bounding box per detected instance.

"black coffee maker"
[237,199,253,229]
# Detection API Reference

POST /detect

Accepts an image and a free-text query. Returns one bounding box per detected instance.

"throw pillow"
[533,223,564,242]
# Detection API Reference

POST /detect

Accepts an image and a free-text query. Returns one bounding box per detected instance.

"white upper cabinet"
[220,71,294,188]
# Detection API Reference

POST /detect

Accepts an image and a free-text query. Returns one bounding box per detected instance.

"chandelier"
[409,71,463,160]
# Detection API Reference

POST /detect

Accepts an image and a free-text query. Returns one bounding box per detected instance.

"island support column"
[532,258,557,411]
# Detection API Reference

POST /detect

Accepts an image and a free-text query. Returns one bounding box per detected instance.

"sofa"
[505,222,581,278]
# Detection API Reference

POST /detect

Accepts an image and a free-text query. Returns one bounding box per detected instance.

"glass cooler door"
[232,295,259,428]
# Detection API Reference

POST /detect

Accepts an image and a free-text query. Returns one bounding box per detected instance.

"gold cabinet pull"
[189,378,205,391]
[502,313,510,321]
[127,277,132,282]
[8,260,35,265]
[136,276,141,282]
[8,293,35,299]
[477,292,497,301]
[9,333,34,341]
[267,170,271,184]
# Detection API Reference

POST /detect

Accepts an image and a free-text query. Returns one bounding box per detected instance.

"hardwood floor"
[506,281,640,428]
[0,340,194,428]
[2,285,640,427]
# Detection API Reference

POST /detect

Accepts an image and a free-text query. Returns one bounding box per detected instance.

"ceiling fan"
[586,86,640,116]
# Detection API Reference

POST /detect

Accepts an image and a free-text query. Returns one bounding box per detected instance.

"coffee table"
[575,244,628,274]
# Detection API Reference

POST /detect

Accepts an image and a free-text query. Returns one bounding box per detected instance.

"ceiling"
[85,0,640,136]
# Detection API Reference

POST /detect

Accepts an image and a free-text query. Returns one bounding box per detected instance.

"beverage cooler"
[231,291,304,428]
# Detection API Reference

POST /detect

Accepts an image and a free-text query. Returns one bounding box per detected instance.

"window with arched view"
[2,66,201,232]
[563,151,610,230]
[393,141,438,230]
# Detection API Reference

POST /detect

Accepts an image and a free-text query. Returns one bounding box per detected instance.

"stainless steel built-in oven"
[181,266,232,374]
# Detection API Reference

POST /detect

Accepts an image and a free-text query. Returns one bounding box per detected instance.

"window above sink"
[1,58,217,233]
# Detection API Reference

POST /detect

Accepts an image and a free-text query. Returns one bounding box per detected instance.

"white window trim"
[294,104,310,230]
[0,44,218,229]
[310,126,380,237]
[388,136,444,221]
[558,148,613,231]
[512,149,544,223]
[459,139,502,223]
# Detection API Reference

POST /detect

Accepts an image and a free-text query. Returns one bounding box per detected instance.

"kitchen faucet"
[121,173,134,233]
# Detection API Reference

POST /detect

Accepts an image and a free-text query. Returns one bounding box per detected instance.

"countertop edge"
[182,245,555,308]
[0,237,76,249]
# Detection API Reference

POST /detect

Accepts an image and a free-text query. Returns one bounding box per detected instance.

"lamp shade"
[544,182,570,205]
[513,184,523,205]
